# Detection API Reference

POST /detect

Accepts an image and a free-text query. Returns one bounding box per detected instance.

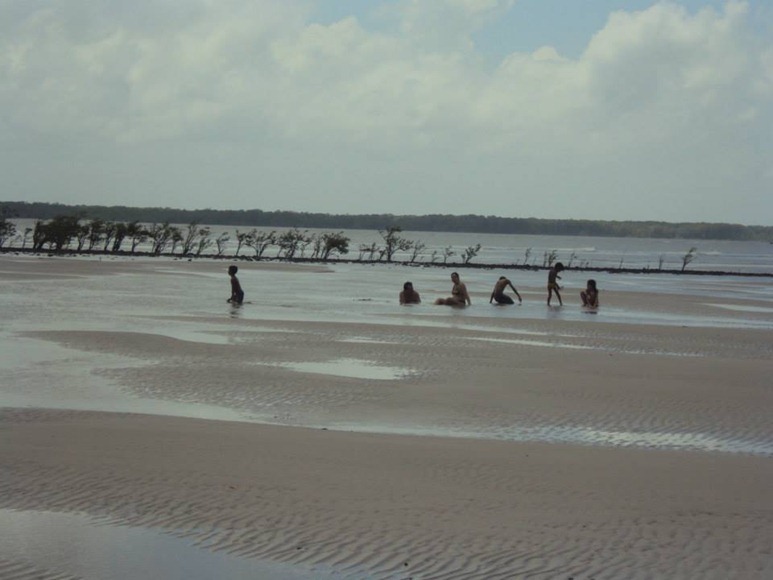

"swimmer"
[399,281,421,305]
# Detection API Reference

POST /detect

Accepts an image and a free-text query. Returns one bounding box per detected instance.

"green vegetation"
[2,201,771,241]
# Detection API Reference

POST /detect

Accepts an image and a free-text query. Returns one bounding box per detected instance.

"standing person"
[435,272,471,306]
[399,281,421,305]
[490,276,522,305]
[581,279,599,308]
[227,265,244,305]
[547,262,564,306]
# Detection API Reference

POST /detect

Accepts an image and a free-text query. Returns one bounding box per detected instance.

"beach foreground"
[1,256,772,578]
[2,409,772,579]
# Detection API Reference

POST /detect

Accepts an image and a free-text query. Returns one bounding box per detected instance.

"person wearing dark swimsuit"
[490,276,522,305]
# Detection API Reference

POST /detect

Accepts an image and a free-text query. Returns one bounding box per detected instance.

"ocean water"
[1,244,772,457]
[7,219,773,273]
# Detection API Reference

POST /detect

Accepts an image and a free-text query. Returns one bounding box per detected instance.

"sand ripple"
[2,409,772,579]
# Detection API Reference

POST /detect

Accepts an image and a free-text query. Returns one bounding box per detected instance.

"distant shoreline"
[3,201,772,241]
[2,247,771,277]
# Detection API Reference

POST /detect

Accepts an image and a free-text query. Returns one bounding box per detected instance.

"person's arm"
[462,283,471,305]
[415,292,421,304]
[507,282,522,303]
[489,287,495,303]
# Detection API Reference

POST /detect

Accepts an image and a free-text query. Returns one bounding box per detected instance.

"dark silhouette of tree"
[681,247,697,271]
[112,222,128,252]
[409,241,426,263]
[319,231,350,260]
[234,229,254,257]
[215,232,229,256]
[461,243,482,264]
[169,227,183,254]
[277,228,307,259]
[379,226,413,262]
[35,215,80,251]
[248,230,276,259]
[127,221,146,253]
[101,221,117,252]
[87,218,105,250]
[181,222,199,255]
[358,243,379,261]
[195,226,213,256]
[75,223,90,251]
[148,222,173,255]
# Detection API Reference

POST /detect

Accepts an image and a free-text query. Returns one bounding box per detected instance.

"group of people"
[227,263,599,309]
[400,263,600,308]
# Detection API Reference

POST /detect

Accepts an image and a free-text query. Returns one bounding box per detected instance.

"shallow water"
[1,255,772,457]
[0,509,327,580]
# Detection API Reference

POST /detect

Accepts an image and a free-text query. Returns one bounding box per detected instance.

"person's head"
[451,272,460,282]
[228,265,238,276]
[403,281,414,291]
[587,279,597,290]
[554,262,564,272]
[498,276,506,281]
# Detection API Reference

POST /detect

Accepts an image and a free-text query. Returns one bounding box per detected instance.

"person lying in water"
[435,272,471,306]
[490,276,522,305]
[399,281,421,305]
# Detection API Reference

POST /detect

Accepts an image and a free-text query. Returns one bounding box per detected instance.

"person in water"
[435,272,471,306]
[490,276,522,305]
[399,281,421,305]
[581,279,599,308]
[547,262,564,306]
[227,265,244,305]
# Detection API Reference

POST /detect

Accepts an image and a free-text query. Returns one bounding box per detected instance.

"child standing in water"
[227,265,244,305]
[547,262,564,306]
[581,279,599,308]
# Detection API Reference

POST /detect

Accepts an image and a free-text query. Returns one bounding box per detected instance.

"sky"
[1,0,771,225]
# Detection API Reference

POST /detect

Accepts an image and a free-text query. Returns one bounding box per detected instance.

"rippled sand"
[1,255,772,578]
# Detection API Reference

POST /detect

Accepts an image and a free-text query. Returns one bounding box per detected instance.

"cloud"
[0,0,770,223]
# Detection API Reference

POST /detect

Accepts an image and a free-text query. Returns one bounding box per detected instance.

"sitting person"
[399,281,421,305]
[580,279,599,308]
[435,272,471,306]
[490,276,522,305]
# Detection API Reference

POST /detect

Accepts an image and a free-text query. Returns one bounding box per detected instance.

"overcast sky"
[2,1,771,225]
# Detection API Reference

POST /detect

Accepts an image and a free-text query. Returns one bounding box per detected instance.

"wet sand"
[1,256,772,578]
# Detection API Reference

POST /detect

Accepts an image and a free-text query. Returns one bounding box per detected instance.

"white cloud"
[0,0,770,224]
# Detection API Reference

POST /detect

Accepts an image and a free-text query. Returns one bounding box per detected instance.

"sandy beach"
[1,256,772,579]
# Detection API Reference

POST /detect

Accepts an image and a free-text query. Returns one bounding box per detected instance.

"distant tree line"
[4,210,770,276]
[2,201,771,241]
[0,211,492,267]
